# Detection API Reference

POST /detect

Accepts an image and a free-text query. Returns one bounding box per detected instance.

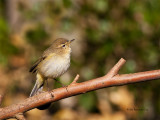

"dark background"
[0,0,160,120]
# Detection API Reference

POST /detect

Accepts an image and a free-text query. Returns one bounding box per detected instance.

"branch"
[0,58,160,119]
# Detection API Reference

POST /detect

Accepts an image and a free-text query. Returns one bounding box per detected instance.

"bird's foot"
[36,90,46,95]
[53,79,66,87]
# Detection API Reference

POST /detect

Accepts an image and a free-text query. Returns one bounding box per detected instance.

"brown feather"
[29,56,46,73]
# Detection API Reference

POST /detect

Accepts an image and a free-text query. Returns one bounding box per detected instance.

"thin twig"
[105,58,126,78]
[71,74,80,84]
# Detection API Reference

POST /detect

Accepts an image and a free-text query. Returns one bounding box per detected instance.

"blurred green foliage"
[63,0,72,8]
[0,18,18,65]
[79,92,97,112]
[26,25,49,47]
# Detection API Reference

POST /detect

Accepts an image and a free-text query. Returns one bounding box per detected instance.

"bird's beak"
[69,39,75,43]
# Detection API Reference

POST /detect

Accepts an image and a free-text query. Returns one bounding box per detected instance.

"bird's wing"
[29,56,46,73]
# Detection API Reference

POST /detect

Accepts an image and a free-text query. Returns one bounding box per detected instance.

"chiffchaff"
[29,38,74,97]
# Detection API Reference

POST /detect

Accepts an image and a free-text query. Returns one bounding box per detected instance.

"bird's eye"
[62,44,66,47]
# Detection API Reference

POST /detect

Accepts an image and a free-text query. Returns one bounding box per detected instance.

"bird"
[29,38,75,97]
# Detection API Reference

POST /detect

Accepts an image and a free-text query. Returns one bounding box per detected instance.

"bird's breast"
[38,53,70,78]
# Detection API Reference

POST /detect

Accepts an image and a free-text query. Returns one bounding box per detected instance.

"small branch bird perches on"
[0,58,160,119]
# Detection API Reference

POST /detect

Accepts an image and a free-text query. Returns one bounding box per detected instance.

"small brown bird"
[29,38,74,97]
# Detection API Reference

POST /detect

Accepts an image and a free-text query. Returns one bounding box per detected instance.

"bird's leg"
[53,79,69,93]
[53,78,65,87]
[46,78,50,91]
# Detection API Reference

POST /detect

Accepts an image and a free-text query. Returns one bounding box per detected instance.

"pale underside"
[38,53,71,78]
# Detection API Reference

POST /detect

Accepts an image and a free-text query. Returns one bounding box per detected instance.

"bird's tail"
[30,73,44,97]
